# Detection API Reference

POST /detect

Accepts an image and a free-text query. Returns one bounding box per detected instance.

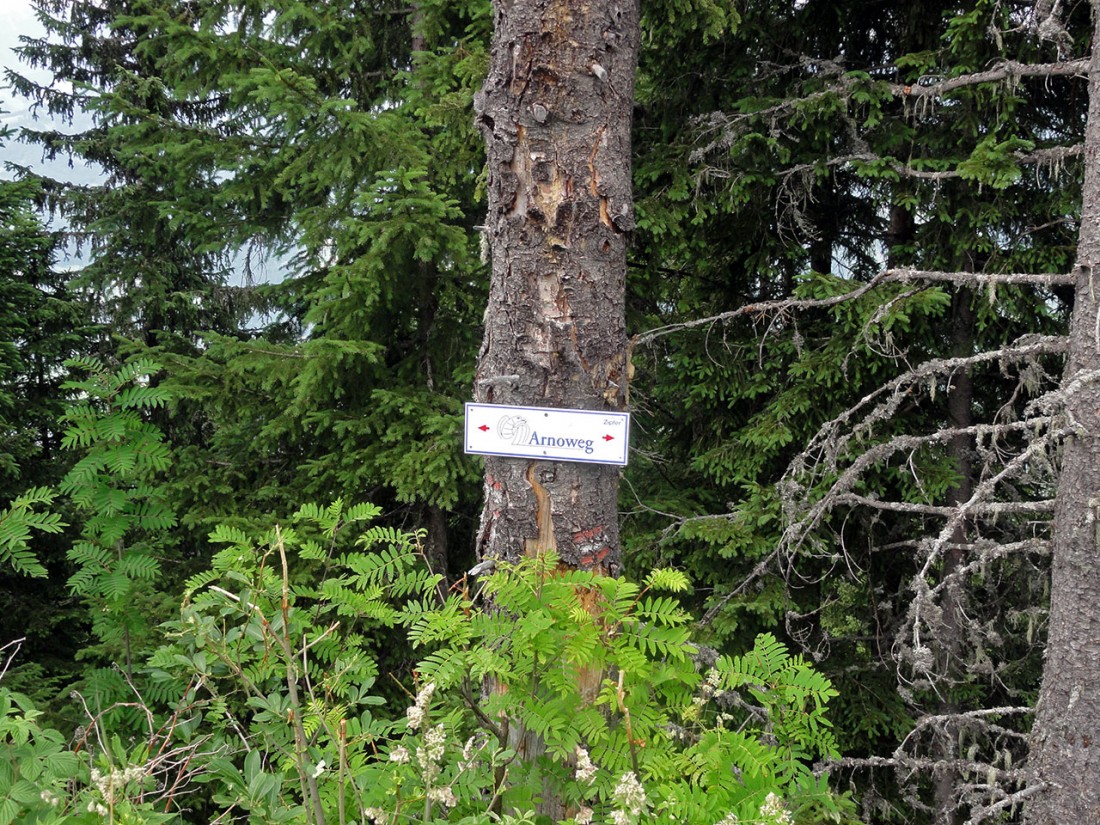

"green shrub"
[2,499,856,824]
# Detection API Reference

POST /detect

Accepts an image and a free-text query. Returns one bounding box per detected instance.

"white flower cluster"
[664,722,690,743]
[406,681,436,731]
[574,745,598,785]
[83,762,148,815]
[417,722,455,809]
[39,789,61,807]
[90,763,146,801]
[610,771,648,825]
[693,667,728,712]
[420,723,457,809]
[365,806,388,824]
[394,713,458,811]
[458,732,488,772]
[702,668,726,699]
[427,785,457,807]
[575,805,594,824]
[714,813,739,825]
[759,792,793,825]
[91,764,144,790]
[417,722,447,782]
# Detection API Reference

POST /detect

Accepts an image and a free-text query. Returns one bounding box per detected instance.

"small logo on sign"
[498,415,530,445]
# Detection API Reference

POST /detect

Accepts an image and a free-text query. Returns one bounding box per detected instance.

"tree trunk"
[473,0,639,575]
[1026,3,1100,821]
[933,286,974,825]
[473,0,638,817]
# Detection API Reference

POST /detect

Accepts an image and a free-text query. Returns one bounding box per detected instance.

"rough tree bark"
[472,0,639,575]
[472,1,638,816]
[1026,2,1100,820]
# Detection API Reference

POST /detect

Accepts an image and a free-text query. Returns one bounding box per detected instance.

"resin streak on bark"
[473,0,639,573]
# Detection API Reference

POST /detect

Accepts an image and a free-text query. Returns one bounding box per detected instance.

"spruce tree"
[11,0,492,569]
[625,1,1085,820]
[0,174,93,702]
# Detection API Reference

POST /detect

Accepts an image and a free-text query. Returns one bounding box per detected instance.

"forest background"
[0,0,1097,823]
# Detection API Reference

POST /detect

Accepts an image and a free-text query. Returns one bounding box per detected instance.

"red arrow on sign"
[603,434,615,442]
[478,424,490,432]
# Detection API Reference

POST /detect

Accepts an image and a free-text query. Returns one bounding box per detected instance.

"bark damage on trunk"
[1026,3,1100,821]
[473,0,639,575]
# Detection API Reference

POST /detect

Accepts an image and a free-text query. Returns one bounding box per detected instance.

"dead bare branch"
[819,705,1040,823]
[760,145,1084,183]
[929,539,1052,601]
[888,59,1088,98]
[964,782,1049,824]
[905,426,1068,673]
[697,553,782,628]
[633,274,1073,347]
[0,637,24,682]
[920,429,1064,581]
[781,417,1057,555]
[790,335,1066,481]
[833,494,1056,516]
